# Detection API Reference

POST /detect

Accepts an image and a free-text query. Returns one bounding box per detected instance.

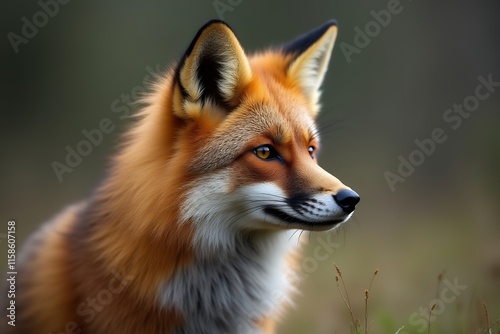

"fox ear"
[283,20,338,109]
[173,20,252,117]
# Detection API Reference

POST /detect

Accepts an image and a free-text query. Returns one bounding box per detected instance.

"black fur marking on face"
[263,206,342,227]
[263,192,342,227]
[285,193,329,215]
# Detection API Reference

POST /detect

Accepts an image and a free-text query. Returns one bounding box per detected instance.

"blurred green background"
[1,1,499,333]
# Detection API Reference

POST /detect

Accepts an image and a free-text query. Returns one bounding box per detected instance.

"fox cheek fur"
[4,20,359,334]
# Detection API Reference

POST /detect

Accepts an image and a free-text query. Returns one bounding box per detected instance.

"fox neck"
[160,228,300,333]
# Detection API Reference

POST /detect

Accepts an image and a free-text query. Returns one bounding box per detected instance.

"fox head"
[167,20,359,241]
[116,20,359,250]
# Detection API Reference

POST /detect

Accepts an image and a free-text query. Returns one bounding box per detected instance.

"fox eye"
[254,145,279,160]
[308,146,316,159]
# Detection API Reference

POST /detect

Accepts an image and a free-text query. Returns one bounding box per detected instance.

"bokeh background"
[2,1,499,333]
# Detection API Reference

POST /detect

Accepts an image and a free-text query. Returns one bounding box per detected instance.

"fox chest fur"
[159,232,297,333]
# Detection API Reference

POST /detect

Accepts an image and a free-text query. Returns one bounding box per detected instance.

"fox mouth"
[263,206,345,230]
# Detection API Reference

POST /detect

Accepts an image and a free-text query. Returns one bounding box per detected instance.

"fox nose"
[333,189,360,214]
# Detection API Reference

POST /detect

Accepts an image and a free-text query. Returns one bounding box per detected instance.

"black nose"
[333,189,360,214]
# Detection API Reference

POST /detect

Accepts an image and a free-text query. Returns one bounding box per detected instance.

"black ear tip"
[325,19,338,27]
[199,19,232,31]
[282,19,338,56]
[205,19,227,25]
[180,20,235,67]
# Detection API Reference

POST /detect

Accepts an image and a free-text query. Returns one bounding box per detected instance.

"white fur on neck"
[159,171,301,333]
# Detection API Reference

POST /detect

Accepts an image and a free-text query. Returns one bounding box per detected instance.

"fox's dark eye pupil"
[254,145,274,160]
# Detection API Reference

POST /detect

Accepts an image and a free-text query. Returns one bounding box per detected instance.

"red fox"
[3,20,359,333]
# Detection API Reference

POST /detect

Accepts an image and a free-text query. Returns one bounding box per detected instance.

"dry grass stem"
[427,303,436,334]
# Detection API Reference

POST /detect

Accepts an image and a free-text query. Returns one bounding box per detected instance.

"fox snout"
[249,184,360,232]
